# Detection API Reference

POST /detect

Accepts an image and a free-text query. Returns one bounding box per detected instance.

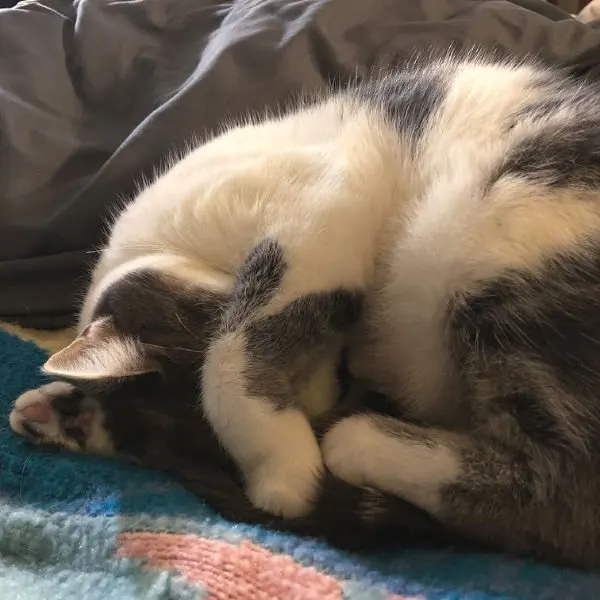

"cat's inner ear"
[42,316,160,380]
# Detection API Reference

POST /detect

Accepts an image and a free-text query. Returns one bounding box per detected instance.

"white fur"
[322,414,460,514]
[348,60,600,422]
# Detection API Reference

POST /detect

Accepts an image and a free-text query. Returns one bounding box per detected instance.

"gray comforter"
[1,0,599,327]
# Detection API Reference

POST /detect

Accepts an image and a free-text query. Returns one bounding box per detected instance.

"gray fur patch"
[221,239,286,331]
[500,82,600,188]
[244,289,364,407]
[450,248,600,454]
[360,64,448,142]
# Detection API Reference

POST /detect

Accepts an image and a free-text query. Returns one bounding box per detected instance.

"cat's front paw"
[10,381,113,454]
[245,456,322,518]
[321,415,376,488]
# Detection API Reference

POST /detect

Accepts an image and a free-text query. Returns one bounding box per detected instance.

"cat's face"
[43,268,228,409]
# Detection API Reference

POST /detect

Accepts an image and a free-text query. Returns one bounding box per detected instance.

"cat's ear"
[42,316,160,380]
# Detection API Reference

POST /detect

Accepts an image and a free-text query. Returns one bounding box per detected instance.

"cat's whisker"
[86,243,177,255]
[175,312,195,337]
[144,342,202,354]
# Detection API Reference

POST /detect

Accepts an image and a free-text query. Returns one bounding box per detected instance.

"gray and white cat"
[11,52,600,568]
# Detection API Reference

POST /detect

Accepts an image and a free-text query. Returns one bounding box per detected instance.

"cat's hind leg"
[202,238,365,517]
[322,410,599,567]
[322,414,461,516]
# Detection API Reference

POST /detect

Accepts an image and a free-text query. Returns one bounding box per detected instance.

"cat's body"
[11,52,600,568]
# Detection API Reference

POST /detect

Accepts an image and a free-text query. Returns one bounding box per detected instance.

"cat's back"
[110,54,578,257]
[105,54,584,252]
[354,54,600,418]
[379,54,600,285]
[357,53,592,181]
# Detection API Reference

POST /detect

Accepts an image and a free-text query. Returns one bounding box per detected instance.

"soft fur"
[11,51,600,568]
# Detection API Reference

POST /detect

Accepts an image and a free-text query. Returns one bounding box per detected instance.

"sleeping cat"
[10,51,600,568]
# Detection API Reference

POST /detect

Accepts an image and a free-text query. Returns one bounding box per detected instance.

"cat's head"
[42,268,230,407]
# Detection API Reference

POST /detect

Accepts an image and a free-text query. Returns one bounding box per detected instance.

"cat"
[10,50,600,569]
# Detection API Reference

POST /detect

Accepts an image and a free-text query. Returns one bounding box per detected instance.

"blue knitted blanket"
[1,326,599,600]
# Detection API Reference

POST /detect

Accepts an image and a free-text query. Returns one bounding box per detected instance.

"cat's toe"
[10,383,71,445]
[10,382,113,454]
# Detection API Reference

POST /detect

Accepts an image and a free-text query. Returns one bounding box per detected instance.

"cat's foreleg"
[202,238,364,517]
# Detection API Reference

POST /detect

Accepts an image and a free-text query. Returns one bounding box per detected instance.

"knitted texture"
[1,326,600,599]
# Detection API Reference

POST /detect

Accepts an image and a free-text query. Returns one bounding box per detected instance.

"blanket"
[1,325,600,599]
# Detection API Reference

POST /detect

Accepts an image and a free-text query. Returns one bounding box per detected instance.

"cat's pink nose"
[20,403,52,424]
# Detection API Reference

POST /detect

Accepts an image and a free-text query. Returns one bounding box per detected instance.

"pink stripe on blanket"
[118,532,343,599]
